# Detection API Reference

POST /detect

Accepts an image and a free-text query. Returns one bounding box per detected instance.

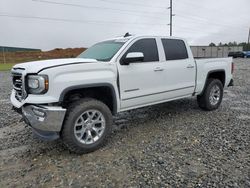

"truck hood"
[13,58,98,73]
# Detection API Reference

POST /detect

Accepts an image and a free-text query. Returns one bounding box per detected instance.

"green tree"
[239,42,250,51]
[209,42,216,47]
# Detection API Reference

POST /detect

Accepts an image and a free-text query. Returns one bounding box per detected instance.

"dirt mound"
[0,48,86,64]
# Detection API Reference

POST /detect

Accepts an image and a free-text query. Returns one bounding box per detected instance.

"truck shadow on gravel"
[11,97,206,157]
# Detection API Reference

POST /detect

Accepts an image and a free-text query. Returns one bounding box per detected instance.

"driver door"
[117,38,166,110]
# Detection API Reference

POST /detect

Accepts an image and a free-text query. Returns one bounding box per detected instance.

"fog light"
[32,108,45,117]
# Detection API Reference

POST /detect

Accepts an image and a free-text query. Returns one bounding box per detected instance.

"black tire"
[197,79,223,111]
[61,98,113,154]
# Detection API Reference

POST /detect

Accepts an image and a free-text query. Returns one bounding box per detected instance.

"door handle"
[154,67,164,72]
[187,64,195,69]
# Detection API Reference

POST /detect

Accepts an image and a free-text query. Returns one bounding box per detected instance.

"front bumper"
[21,105,66,140]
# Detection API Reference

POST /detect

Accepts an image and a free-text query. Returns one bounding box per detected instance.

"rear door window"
[161,39,188,60]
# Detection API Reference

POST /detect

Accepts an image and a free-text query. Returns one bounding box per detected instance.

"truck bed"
[194,57,233,94]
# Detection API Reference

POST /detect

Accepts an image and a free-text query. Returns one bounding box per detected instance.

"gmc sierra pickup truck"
[11,35,234,154]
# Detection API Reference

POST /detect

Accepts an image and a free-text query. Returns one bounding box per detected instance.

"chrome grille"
[12,70,24,101]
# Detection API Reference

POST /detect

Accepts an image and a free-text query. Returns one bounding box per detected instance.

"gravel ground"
[0,59,249,187]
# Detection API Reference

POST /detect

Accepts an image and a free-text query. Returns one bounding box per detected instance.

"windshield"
[78,40,125,61]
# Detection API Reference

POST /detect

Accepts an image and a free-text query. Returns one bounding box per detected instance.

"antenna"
[124,32,131,37]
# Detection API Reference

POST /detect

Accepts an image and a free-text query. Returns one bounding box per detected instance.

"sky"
[0,0,249,50]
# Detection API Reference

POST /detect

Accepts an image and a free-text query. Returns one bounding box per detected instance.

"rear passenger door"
[160,39,196,98]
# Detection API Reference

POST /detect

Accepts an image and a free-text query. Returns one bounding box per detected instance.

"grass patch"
[0,63,15,71]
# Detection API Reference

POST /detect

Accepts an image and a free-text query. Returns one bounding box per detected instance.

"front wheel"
[61,98,113,154]
[197,79,223,111]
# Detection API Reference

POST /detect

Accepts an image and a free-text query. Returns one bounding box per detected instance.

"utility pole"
[168,0,175,36]
[248,27,250,44]
[2,47,6,64]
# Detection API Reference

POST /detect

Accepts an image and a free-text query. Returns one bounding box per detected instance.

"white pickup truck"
[11,35,234,154]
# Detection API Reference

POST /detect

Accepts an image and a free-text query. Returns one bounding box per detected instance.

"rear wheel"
[197,79,223,111]
[62,98,112,154]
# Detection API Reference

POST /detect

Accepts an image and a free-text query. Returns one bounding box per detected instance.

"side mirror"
[122,52,144,65]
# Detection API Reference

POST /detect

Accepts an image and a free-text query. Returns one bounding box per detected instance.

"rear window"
[161,39,188,60]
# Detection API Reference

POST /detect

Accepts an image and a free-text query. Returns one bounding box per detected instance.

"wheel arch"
[200,69,226,95]
[59,83,118,114]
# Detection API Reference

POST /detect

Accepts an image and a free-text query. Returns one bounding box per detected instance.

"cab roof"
[102,34,186,43]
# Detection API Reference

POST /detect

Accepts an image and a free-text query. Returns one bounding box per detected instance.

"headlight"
[27,75,49,94]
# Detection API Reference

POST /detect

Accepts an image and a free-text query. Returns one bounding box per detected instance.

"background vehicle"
[244,51,250,58]
[11,35,234,154]
[228,51,245,58]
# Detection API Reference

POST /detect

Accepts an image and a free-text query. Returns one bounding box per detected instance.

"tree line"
[209,42,250,51]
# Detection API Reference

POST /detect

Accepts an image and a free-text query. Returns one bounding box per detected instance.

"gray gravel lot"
[0,59,250,187]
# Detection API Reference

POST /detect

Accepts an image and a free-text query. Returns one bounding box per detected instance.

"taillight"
[231,62,234,74]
